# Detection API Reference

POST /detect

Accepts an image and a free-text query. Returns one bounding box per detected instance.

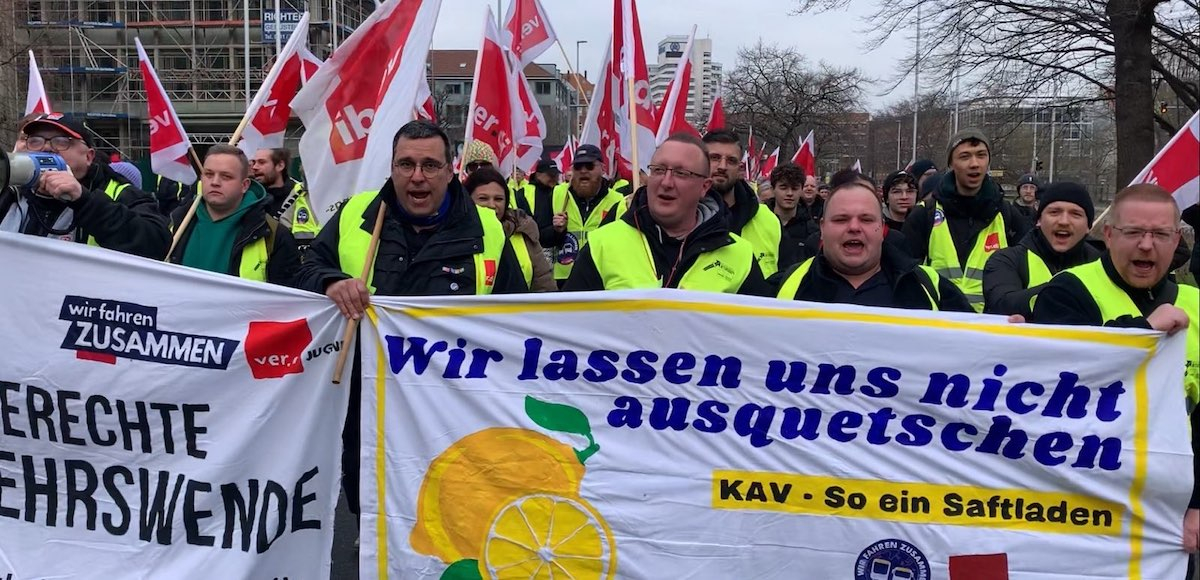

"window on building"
[444,104,468,126]
[535,80,552,95]
[86,2,114,22]
[445,83,462,95]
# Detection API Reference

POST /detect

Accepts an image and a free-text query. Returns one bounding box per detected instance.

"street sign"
[262,9,303,45]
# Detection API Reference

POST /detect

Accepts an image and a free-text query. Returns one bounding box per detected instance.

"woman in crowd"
[464,166,557,292]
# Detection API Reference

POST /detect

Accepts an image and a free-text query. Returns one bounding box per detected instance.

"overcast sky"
[428,0,916,111]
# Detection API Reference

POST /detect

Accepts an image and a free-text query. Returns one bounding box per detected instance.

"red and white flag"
[580,36,619,174]
[653,26,700,145]
[552,136,577,173]
[502,0,558,66]
[135,37,196,185]
[238,12,314,156]
[297,46,323,83]
[791,129,816,178]
[705,82,725,133]
[1131,111,1199,209]
[613,0,657,171]
[464,6,522,175]
[292,0,441,224]
[414,77,437,122]
[759,146,780,179]
[746,126,760,181]
[25,51,51,116]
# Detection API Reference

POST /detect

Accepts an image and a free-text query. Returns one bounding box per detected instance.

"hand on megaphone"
[38,170,82,202]
[0,150,74,200]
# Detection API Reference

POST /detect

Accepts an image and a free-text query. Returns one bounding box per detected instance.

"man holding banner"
[1032,183,1199,561]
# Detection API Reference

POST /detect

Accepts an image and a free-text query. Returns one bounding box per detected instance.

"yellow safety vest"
[336,191,506,294]
[237,237,270,282]
[518,183,538,215]
[287,181,321,239]
[551,183,624,280]
[777,257,942,310]
[1026,249,1053,287]
[926,202,1007,312]
[586,220,754,292]
[511,232,534,288]
[85,180,130,247]
[738,204,782,277]
[507,179,528,210]
[1065,260,1199,410]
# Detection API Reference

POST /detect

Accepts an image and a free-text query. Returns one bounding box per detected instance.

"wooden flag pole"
[332,201,387,385]
[627,76,640,193]
[556,40,590,108]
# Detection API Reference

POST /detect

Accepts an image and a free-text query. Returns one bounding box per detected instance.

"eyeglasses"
[1111,226,1179,244]
[464,161,491,173]
[647,164,708,181]
[572,162,597,171]
[21,135,77,152]
[393,159,447,177]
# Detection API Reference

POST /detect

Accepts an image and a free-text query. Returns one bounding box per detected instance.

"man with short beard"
[983,182,1100,317]
[250,147,320,246]
[903,129,1031,311]
[545,144,624,286]
[1013,173,1039,221]
[703,129,793,276]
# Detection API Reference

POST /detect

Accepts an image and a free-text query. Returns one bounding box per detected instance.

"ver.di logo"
[59,295,239,369]
[244,319,312,379]
[855,538,930,580]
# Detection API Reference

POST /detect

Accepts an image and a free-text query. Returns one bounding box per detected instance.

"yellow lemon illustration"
[479,494,616,580]
[410,428,586,563]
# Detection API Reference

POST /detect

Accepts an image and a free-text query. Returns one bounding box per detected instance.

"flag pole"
[627,76,640,192]
[332,202,387,384]
[556,40,591,108]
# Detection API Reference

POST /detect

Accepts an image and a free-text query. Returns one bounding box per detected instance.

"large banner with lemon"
[361,291,1194,580]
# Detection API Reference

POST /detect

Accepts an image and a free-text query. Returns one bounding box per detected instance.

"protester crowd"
[2,112,1197,572]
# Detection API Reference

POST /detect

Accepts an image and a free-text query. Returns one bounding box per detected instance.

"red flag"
[464,6,521,175]
[25,51,51,116]
[297,46,322,83]
[1131,111,1199,209]
[613,0,657,170]
[791,130,816,178]
[747,126,760,180]
[292,0,441,224]
[553,136,576,174]
[238,12,314,155]
[513,67,547,173]
[580,36,619,175]
[653,26,700,145]
[706,82,725,133]
[135,37,196,185]
[502,0,558,66]
[414,77,437,122]
[759,146,780,179]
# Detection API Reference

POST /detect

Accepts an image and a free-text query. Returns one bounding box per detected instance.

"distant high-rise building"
[648,35,721,127]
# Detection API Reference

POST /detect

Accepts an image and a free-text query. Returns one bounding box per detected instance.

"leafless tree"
[793,0,1200,185]
[724,42,867,160]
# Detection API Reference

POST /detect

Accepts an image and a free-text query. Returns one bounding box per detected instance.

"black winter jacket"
[902,171,1031,264]
[167,194,302,287]
[982,229,1102,317]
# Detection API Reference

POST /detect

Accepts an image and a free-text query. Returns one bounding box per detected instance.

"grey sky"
[429,0,915,110]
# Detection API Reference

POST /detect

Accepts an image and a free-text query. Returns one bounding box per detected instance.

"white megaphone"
[0,149,68,190]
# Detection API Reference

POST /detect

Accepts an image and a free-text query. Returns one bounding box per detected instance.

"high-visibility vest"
[777,257,942,310]
[586,220,754,292]
[518,183,538,215]
[1026,249,1053,287]
[551,183,624,280]
[85,180,130,247]
[507,179,528,210]
[237,237,270,282]
[926,202,1007,312]
[337,192,506,294]
[511,232,534,288]
[288,182,321,239]
[1065,260,1199,410]
[738,204,782,277]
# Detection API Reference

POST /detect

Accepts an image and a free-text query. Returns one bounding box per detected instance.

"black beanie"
[1037,182,1095,227]
[910,159,936,178]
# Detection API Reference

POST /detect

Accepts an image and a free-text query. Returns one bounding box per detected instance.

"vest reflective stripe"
[1067,261,1199,410]
[739,205,782,277]
[85,180,130,247]
[926,202,1007,312]
[587,220,754,292]
[511,232,534,287]
[551,183,624,280]
[237,238,269,282]
[289,182,321,237]
[337,191,505,295]
[777,258,941,310]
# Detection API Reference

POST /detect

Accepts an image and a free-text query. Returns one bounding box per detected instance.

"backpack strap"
[264,216,278,257]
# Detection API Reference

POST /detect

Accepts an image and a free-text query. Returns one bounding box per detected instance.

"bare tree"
[724,41,867,160]
[793,0,1200,186]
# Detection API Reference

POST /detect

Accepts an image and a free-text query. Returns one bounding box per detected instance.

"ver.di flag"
[293,0,441,225]
[501,0,558,67]
[238,11,314,156]
[1131,111,1200,210]
[135,37,196,185]
[653,25,700,145]
[25,50,51,116]
[463,6,522,176]
[612,0,657,172]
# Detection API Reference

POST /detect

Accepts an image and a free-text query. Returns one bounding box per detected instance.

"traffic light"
[1036,159,1044,172]
[1159,101,1169,115]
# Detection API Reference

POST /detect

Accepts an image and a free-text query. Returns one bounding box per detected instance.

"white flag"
[25,51,52,116]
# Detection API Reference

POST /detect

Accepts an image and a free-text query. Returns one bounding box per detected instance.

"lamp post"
[575,40,589,132]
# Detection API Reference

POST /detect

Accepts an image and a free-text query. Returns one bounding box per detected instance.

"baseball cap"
[573,144,602,165]
[23,112,93,147]
[535,159,559,175]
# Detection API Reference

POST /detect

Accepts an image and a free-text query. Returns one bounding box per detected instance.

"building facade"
[648,35,721,128]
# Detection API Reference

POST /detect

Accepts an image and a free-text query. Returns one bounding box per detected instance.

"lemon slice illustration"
[480,494,616,580]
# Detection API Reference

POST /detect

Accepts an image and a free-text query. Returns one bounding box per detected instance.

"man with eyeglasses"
[1033,184,1198,567]
[983,182,1101,318]
[544,144,624,287]
[0,113,169,258]
[563,133,770,295]
[702,130,792,277]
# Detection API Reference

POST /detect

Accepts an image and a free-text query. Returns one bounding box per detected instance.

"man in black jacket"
[564,133,772,296]
[983,182,1101,317]
[767,163,817,260]
[0,113,169,259]
[776,181,972,312]
[903,129,1031,310]
[167,145,300,287]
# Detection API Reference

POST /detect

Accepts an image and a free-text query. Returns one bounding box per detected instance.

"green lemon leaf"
[440,559,482,580]
[525,395,592,437]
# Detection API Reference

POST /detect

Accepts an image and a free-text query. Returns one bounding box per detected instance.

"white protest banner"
[0,234,348,578]
[359,292,1192,579]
